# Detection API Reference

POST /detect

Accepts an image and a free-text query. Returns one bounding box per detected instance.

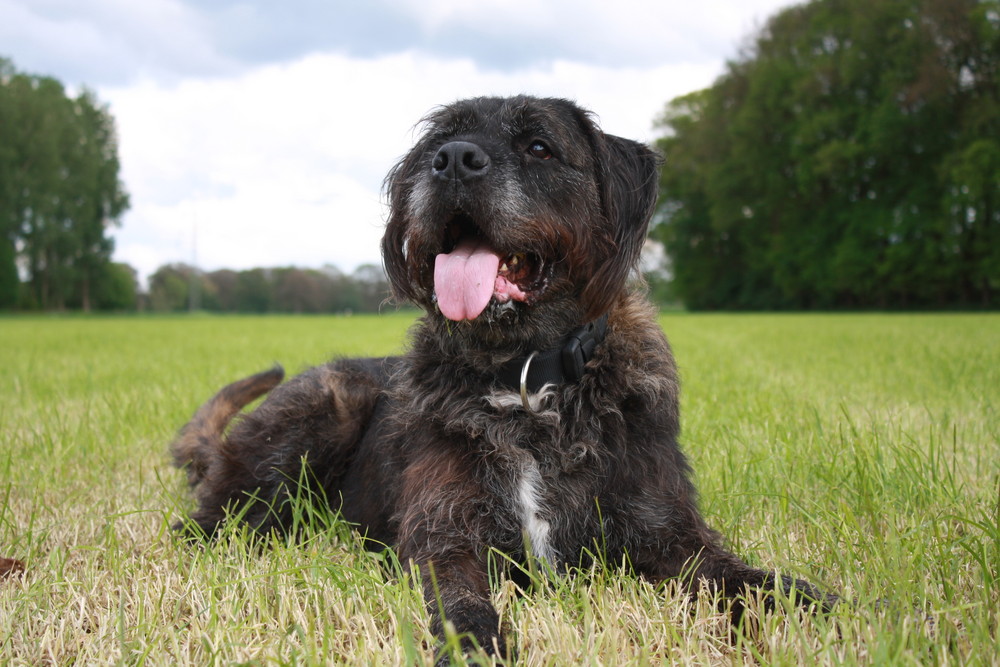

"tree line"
[653,0,999,309]
[146,263,392,314]
[0,57,130,311]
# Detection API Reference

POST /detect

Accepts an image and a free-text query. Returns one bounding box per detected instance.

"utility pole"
[189,216,201,312]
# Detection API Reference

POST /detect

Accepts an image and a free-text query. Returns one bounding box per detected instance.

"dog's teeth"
[500,263,509,273]
[510,255,521,267]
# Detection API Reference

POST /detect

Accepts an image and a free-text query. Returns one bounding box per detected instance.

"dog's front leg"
[410,546,502,662]
[397,455,505,661]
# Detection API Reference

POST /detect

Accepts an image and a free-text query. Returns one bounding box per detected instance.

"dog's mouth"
[432,215,547,321]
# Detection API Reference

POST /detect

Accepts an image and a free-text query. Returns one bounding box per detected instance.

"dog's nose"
[432,141,490,182]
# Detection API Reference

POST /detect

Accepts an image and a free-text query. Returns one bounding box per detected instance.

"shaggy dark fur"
[172,95,836,660]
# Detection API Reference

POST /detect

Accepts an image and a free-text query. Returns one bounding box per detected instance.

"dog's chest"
[514,454,556,563]
[484,393,598,565]
[442,385,605,564]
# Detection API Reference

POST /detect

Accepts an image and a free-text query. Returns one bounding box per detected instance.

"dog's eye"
[527,141,552,160]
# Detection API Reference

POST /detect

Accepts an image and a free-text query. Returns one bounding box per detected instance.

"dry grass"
[1,313,996,665]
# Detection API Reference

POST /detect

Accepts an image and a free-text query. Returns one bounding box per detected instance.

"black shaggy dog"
[172,95,836,659]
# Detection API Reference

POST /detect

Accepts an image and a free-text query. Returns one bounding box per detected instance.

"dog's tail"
[171,365,285,486]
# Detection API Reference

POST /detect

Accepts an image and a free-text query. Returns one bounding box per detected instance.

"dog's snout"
[432,141,490,182]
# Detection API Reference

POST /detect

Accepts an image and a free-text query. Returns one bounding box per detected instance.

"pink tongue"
[434,237,501,321]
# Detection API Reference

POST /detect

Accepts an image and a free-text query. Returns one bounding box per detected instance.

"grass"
[0,312,997,665]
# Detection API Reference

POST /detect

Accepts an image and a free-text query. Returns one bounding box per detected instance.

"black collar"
[495,314,609,400]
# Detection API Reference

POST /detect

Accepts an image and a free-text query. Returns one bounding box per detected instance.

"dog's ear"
[582,133,662,320]
[381,156,424,307]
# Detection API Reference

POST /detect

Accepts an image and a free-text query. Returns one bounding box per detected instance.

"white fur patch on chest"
[516,457,557,564]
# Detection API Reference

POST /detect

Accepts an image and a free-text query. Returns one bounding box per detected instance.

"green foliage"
[654,0,1000,310]
[147,262,392,314]
[148,263,194,311]
[93,262,138,310]
[0,57,130,311]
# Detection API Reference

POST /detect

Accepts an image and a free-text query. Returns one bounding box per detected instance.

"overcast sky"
[2,0,797,285]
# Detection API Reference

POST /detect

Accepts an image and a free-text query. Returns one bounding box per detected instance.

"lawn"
[1,312,997,665]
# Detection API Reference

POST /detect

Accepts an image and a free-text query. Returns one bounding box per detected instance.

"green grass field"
[1,313,997,665]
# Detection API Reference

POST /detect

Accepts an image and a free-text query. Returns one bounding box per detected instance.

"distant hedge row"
[146,263,391,314]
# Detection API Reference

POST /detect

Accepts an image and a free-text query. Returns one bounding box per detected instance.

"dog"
[172,95,836,660]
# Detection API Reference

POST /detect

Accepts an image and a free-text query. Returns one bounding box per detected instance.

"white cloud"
[0,0,235,83]
[392,0,793,65]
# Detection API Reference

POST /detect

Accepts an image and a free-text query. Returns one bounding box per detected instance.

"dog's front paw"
[432,619,508,666]
[434,637,510,667]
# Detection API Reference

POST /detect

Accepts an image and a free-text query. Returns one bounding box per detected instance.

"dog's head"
[382,96,660,348]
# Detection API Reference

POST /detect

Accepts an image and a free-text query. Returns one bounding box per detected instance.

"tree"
[91,262,138,310]
[653,0,1000,309]
[273,267,328,313]
[322,264,362,313]
[205,269,240,311]
[352,264,390,313]
[235,268,273,313]
[68,90,130,311]
[149,263,195,312]
[0,57,129,310]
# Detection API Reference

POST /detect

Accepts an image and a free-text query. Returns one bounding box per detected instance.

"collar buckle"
[561,315,609,382]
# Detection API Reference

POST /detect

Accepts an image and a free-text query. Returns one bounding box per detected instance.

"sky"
[1,0,798,286]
